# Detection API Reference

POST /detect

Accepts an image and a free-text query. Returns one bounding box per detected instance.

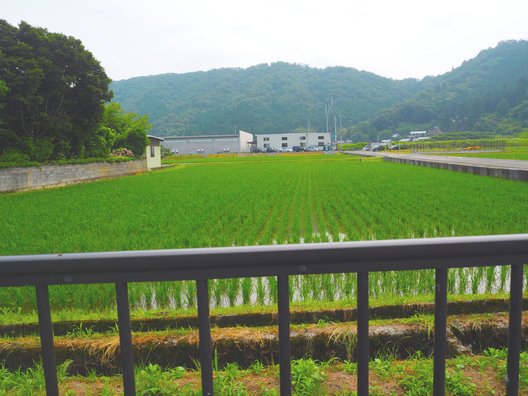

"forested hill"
[111,40,528,139]
[352,40,528,140]
[111,63,422,136]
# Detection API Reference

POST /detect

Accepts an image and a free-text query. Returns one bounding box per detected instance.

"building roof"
[164,134,239,140]
[255,132,330,136]
[147,135,165,141]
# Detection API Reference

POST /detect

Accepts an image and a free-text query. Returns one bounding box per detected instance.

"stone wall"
[0,160,148,193]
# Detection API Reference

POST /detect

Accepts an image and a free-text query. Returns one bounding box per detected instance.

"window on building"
[318,142,325,146]
[282,143,288,147]
[282,137,288,140]
[264,143,269,148]
[264,137,269,141]
[150,144,155,157]
[300,136,306,140]
[318,136,324,140]
[300,143,306,147]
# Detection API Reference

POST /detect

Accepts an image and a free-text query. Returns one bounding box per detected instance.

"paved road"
[346,151,528,171]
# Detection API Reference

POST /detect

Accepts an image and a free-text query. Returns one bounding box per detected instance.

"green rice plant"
[321,274,336,301]
[447,269,456,294]
[485,266,496,293]
[268,277,278,304]
[212,279,223,307]
[458,268,468,294]
[227,279,240,307]
[342,273,356,300]
[172,281,183,309]
[255,277,266,306]
[499,265,509,292]
[241,278,253,305]
[185,281,197,308]
[471,267,484,294]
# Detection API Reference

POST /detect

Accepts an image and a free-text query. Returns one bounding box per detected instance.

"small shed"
[146,135,164,169]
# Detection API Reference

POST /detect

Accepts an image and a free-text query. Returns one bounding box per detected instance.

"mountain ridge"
[111,40,528,140]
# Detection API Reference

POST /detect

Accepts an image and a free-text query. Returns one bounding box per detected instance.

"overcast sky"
[3,0,528,81]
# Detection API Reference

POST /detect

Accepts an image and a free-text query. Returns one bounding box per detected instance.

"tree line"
[0,20,150,163]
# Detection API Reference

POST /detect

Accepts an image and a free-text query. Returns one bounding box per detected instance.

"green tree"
[0,20,112,159]
[100,102,150,157]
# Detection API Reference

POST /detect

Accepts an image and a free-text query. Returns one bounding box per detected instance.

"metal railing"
[0,234,527,396]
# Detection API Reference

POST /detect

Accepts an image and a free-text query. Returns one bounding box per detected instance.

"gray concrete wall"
[0,160,148,193]
[383,156,528,181]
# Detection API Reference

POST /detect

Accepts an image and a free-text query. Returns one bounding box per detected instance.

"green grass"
[443,146,528,160]
[1,154,527,314]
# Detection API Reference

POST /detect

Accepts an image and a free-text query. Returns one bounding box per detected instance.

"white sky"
[3,0,528,81]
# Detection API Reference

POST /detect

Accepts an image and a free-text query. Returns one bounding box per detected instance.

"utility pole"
[325,97,333,135]
[325,103,330,134]
[334,115,337,151]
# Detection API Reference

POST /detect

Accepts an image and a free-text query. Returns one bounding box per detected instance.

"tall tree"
[0,20,112,160]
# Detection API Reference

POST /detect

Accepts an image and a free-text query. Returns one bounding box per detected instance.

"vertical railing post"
[357,271,369,396]
[197,279,214,396]
[35,285,59,396]
[433,268,448,396]
[278,274,292,395]
[506,264,523,396]
[115,282,136,396]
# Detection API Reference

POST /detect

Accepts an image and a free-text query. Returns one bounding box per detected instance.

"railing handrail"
[1,234,526,396]
[1,234,527,288]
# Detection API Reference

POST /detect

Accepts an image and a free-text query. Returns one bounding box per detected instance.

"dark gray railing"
[1,234,527,396]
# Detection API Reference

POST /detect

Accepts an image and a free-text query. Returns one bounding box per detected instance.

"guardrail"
[1,234,527,395]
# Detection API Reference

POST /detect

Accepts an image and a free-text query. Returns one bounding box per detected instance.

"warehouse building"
[255,132,332,151]
[162,130,253,155]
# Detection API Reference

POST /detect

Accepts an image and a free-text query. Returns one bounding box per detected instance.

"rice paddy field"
[0,153,527,316]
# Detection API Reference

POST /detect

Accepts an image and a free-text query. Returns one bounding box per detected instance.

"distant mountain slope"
[112,40,528,140]
[351,40,528,140]
[111,63,421,136]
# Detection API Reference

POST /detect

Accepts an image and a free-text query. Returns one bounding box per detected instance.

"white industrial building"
[255,132,332,150]
[162,130,253,155]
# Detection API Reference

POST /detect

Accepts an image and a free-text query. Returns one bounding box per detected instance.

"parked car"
[292,146,304,152]
[305,146,319,152]
[265,147,277,153]
[250,147,264,153]
[278,147,293,153]
[362,145,369,151]
[389,145,400,150]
